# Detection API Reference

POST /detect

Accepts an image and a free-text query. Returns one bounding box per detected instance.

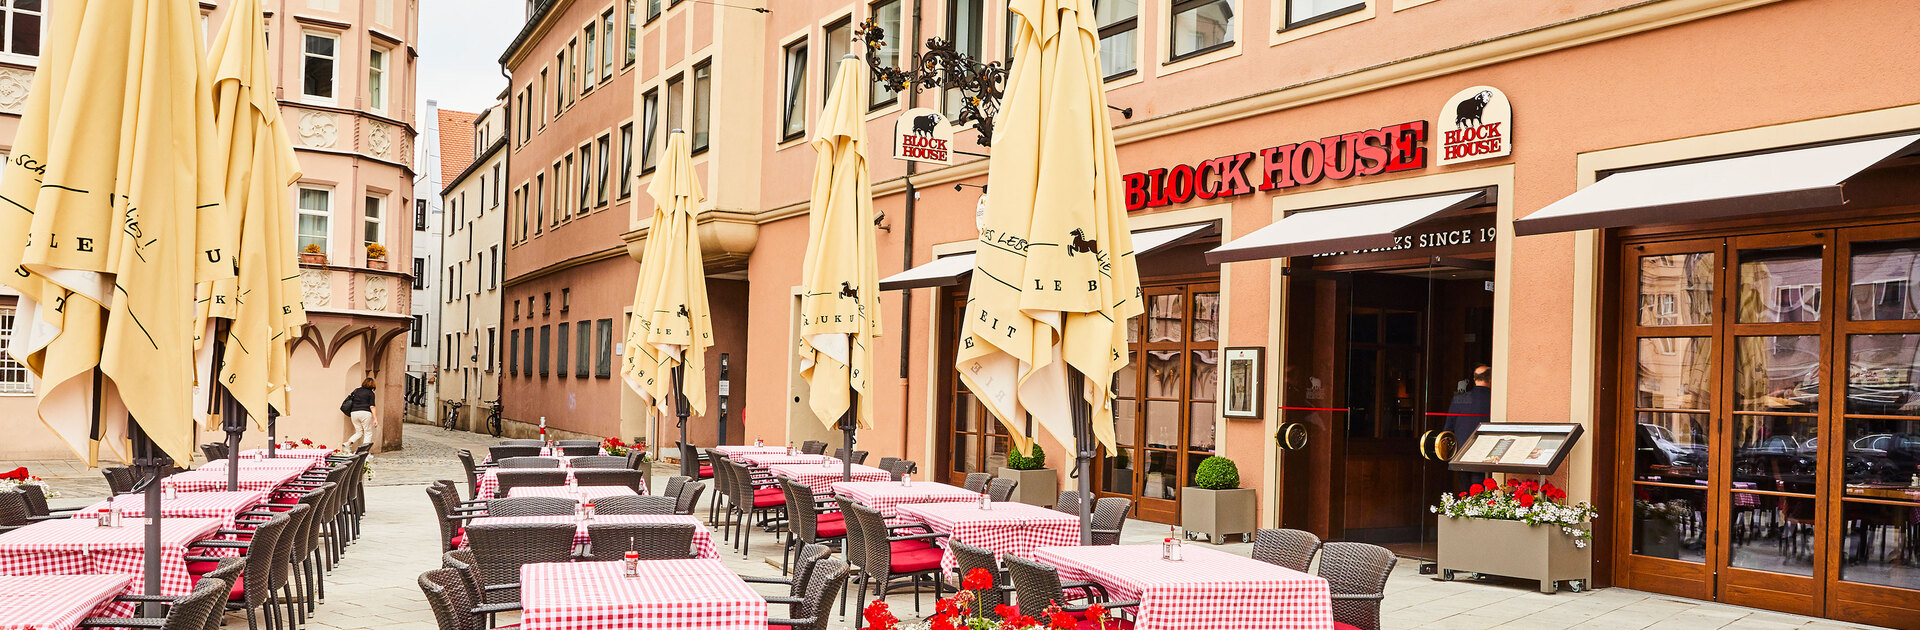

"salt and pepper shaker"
[162,483,177,501]
[902,472,912,487]
[96,508,111,528]
[787,442,796,456]
[1167,526,1185,561]
[583,502,596,522]
[574,500,587,524]
[623,536,640,577]
[979,492,991,511]
[755,435,765,448]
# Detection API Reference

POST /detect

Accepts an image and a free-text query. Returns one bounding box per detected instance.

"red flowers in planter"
[963,567,994,592]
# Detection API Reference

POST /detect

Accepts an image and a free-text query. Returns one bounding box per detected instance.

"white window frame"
[595,133,611,205]
[0,307,31,394]
[601,9,617,80]
[363,194,386,250]
[296,186,334,257]
[780,38,808,142]
[0,1,43,64]
[618,122,634,198]
[368,47,391,114]
[300,31,340,105]
[582,26,598,91]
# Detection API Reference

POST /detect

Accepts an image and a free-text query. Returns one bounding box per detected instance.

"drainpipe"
[898,0,923,460]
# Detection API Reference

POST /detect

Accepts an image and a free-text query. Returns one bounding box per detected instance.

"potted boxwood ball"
[996,443,1056,507]
[1182,456,1255,544]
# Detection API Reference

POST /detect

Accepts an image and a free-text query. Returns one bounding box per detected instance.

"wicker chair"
[77,573,232,630]
[102,466,137,496]
[573,468,646,493]
[556,439,600,447]
[1054,490,1085,516]
[583,521,697,560]
[200,442,230,462]
[17,485,81,520]
[768,558,847,630]
[884,460,918,481]
[439,550,518,621]
[455,450,485,499]
[800,440,828,455]
[877,457,901,475]
[484,496,576,517]
[947,539,1012,612]
[1090,497,1132,546]
[663,476,690,503]
[265,498,313,626]
[744,543,834,600]
[962,473,992,494]
[780,477,845,574]
[840,499,947,617]
[594,495,678,515]
[488,445,542,461]
[988,478,1019,502]
[558,445,601,456]
[833,448,869,465]
[187,507,293,630]
[498,439,542,447]
[625,450,648,470]
[495,456,562,468]
[708,456,735,535]
[720,458,785,555]
[425,487,470,552]
[1253,528,1323,572]
[419,567,519,630]
[465,522,577,604]
[1003,553,1138,619]
[493,470,566,497]
[1319,542,1396,630]
[668,478,705,515]
[569,455,628,469]
[677,440,711,479]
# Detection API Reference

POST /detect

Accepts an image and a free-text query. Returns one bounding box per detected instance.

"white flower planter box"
[1436,516,1591,593]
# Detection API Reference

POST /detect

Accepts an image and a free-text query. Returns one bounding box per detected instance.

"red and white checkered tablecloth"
[507,486,638,500]
[73,490,271,528]
[831,481,983,520]
[1027,545,1334,630]
[465,515,718,558]
[200,457,319,472]
[734,452,832,467]
[0,574,138,630]
[240,448,335,461]
[478,470,647,500]
[898,501,1079,573]
[766,463,889,493]
[518,560,766,630]
[0,518,226,617]
[163,466,310,494]
[710,445,790,460]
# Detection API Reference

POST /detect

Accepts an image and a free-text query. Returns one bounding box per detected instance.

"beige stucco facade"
[439,103,511,429]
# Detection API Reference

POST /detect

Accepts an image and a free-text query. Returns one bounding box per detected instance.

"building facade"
[439,102,510,430]
[409,100,454,424]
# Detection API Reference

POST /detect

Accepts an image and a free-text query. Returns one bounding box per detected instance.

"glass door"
[1103,281,1220,524]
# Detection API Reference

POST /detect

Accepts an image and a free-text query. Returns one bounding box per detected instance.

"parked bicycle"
[441,400,465,432]
[484,399,503,437]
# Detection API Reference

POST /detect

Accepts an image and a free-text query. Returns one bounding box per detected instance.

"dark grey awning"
[882,223,1218,290]
[1205,189,1489,264]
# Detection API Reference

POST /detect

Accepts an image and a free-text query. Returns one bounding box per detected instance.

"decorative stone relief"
[301,269,331,308]
[0,68,32,114]
[365,276,389,311]
[368,123,392,159]
[298,112,338,148]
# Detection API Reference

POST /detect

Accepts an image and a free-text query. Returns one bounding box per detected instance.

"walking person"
[343,377,378,450]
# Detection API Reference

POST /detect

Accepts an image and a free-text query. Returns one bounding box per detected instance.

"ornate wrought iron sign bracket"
[858,18,1006,149]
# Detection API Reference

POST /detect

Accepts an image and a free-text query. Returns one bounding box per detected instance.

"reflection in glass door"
[1103,281,1219,524]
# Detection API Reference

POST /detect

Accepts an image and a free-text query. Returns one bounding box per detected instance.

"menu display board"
[1448,423,1583,475]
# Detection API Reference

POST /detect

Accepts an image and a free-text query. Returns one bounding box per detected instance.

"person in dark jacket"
[1446,365,1492,491]
[344,378,377,450]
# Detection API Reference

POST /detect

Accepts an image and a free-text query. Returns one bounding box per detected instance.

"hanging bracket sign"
[893,108,955,165]
[1435,86,1513,165]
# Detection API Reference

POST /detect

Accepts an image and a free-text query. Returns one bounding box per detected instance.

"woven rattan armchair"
[780,477,844,574]
[800,440,828,455]
[572,468,646,493]
[877,457,901,474]
[883,460,918,481]
[484,496,576,517]
[708,456,735,533]
[1090,497,1132,545]
[947,539,1012,612]
[768,558,847,630]
[841,499,947,616]
[1254,528,1323,573]
[465,521,577,604]
[556,439,600,447]
[744,543,834,600]
[498,439,542,447]
[583,521,696,560]
[962,473,992,494]
[1319,542,1396,630]
[1054,490,1085,517]
[187,507,293,630]
[419,567,518,630]
[1004,553,1138,619]
[492,470,566,497]
[200,442,230,462]
[425,486,479,552]
[720,458,785,555]
[0,492,33,532]
[832,448,869,465]
[17,484,80,518]
[440,550,518,621]
[663,475,691,504]
[102,466,136,496]
[677,440,710,479]
[78,572,232,630]
[455,450,485,499]
[593,495,677,515]
[558,445,601,456]
[569,455,628,469]
[495,456,561,468]
[488,445,542,462]
[988,478,1019,502]
[670,478,705,515]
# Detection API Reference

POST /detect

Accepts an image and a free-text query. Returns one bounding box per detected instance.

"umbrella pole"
[266,407,278,459]
[212,320,245,490]
[128,419,171,616]
[1070,370,1095,545]
[672,363,691,476]
[839,400,857,483]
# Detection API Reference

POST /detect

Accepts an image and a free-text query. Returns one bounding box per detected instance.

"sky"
[415,0,525,117]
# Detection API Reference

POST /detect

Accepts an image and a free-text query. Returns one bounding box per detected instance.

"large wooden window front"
[1103,280,1220,524]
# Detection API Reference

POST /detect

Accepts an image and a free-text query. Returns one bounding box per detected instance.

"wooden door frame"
[1099,274,1221,525]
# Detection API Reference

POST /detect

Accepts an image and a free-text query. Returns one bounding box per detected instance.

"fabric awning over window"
[880,223,1217,290]
[1514,134,1920,236]
[1204,189,1490,264]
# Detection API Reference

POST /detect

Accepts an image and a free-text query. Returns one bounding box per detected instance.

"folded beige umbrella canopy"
[799,56,883,433]
[621,131,713,450]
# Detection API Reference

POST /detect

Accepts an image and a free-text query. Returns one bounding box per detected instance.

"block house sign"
[1123,121,1431,212]
[1436,86,1513,165]
[893,108,956,166]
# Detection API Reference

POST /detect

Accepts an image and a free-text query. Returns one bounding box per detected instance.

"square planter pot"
[1437,516,1591,593]
[299,253,327,265]
[1181,487,1256,544]
[996,467,1058,507]
[367,259,388,270]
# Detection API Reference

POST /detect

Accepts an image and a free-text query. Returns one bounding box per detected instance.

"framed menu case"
[1448,422,1584,475]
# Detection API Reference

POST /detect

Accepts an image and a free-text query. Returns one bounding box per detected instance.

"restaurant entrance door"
[1279,258,1494,560]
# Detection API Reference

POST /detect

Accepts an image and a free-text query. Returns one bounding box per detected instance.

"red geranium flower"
[964,567,995,592]
[995,604,1020,619]
[1518,493,1535,507]
[1468,483,1483,495]
[1048,611,1078,630]
[1087,603,1111,628]
[863,601,899,630]
[931,618,958,630]
[301,439,313,445]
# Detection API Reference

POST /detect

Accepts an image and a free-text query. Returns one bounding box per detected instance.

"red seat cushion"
[1334,624,1362,630]
[819,512,844,522]
[753,493,785,508]
[815,519,846,537]
[186,560,220,574]
[451,532,467,548]
[889,546,945,573]
[890,540,935,554]
[698,465,714,478]
[768,625,792,630]
[1074,618,1132,630]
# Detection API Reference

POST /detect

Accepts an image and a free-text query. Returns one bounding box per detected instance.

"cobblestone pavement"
[21,424,1890,629]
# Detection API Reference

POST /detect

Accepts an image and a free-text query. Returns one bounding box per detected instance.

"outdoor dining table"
[506,486,638,501]
[475,470,647,500]
[709,445,790,459]
[517,559,766,630]
[199,457,320,472]
[240,448,335,461]
[1027,544,1334,630]
[0,517,225,613]
[0,574,139,629]
[898,501,1079,573]
[71,490,272,528]
[162,465,312,493]
[481,450,611,465]
[464,514,719,558]
[830,480,982,520]
[733,452,832,467]
[766,462,889,494]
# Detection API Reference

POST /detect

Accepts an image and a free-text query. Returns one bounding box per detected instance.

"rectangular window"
[302,32,337,102]
[525,327,536,376]
[410,314,425,347]
[568,40,579,101]
[1286,0,1362,28]
[618,123,634,198]
[539,69,549,123]
[647,0,661,22]
[595,319,614,378]
[509,328,520,375]
[602,11,616,79]
[514,299,520,321]
[823,19,852,105]
[486,328,496,373]
[943,3,982,116]
[412,257,425,289]
[1,1,43,59]
[0,308,23,393]
[516,92,527,144]
[577,145,592,214]
[368,48,389,113]
[1094,0,1138,79]
[665,74,684,137]
[493,165,504,207]
[516,186,529,241]
[556,322,570,377]
[539,325,551,376]
[691,60,712,153]
[296,187,332,255]
[534,174,545,233]
[561,288,572,312]
[1170,0,1234,61]
[555,51,567,111]
[490,245,500,289]
[576,320,592,375]
[414,198,427,230]
[596,135,611,204]
[780,40,807,141]
[582,26,597,91]
[641,89,659,172]
[626,1,638,65]
[559,157,573,220]
[869,1,902,109]
[362,195,384,247]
